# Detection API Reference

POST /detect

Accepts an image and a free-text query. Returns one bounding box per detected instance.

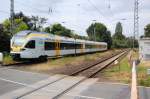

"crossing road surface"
[0,67,149,99]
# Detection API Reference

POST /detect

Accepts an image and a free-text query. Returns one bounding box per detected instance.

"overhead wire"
[87,0,113,23]
[87,0,106,18]
[15,0,49,14]
[14,0,114,32]
[107,0,114,17]
[0,10,9,15]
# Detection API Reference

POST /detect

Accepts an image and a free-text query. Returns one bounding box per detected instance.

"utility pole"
[93,26,96,41]
[92,20,96,41]
[133,0,139,49]
[10,0,14,36]
[94,27,96,41]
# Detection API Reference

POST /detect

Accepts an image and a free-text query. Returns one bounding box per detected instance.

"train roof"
[140,37,150,41]
[15,30,49,36]
[14,30,107,45]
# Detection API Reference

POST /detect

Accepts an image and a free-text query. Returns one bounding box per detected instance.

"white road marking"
[66,94,104,99]
[4,68,51,76]
[0,77,32,87]
[96,81,129,86]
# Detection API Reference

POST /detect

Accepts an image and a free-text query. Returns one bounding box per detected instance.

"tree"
[44,24,89,40]
[103,31,112,49]
[14,12,31,27]
[3,18,29,35]
[86,22,112,49]
[112,22,126,48]
[115,22,122,35]
[144,24,150,37]
[86,23,95,40]
[13,12,47,31]
[126,37,138,48]
[44,26,51,33]
[30,16,47,31]
[0,12,47,52]
[113,22,125,40]
[86,23,107,41]
[45,23,74,38]
[14,20,29,33]
[0,24,10,52]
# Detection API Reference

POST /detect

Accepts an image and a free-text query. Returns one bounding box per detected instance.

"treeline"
[141,24,150,38]
[86,22,138,49]
[0,12,139,52]
[112,22,138,48]
[0,12,88,52]
[44,24,89,40]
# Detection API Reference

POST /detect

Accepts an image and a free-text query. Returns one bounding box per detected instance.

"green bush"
[3,53,14,65]
[139,77,150,87]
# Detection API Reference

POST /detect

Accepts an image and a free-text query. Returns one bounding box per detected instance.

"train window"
[45,42,55,50]
[75,44,82,49]
[25,40,35,49]
[102,45,106,48]
[85,44,103,49]
[60,43,75,50]
[85,44,93,49]
[85,44,107,49]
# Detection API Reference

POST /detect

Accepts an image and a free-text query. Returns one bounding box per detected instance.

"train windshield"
[12,36,25,47]
[11,31,32,47]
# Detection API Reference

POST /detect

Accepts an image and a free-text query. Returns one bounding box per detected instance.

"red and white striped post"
[130,61,138,99]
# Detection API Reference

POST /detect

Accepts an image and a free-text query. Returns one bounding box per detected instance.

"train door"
[80,43,84,53]
[44,41,55,57]
[36,39,44,57]
[55,40,61,56]
[24,40,38,58]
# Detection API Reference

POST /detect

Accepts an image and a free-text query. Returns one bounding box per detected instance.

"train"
[10,30,107,60]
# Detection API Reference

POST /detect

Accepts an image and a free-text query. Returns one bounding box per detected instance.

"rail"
[0,50,129,99]
[53,50,128,99]
[130,61,138,99]
[71,50,129,77]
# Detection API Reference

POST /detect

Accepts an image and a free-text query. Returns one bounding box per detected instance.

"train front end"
[10,31,29,60]
[11,35,26,60]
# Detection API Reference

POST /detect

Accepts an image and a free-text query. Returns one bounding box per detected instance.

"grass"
[132,49,139,60]
[15,49,119,73]
[101,52,131,84]
[101,50,150,87]
[45,50,116,66]
[131,49,150,87]
[3,49,150,87]
[138,62,150,87]
[3,53,14,65]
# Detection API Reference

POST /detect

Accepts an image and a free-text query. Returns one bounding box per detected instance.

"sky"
[0,0,150,37]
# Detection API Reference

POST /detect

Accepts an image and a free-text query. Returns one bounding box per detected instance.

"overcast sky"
[0,0,150,36]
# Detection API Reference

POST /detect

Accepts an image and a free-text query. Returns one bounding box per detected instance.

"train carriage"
[11,30,107,60]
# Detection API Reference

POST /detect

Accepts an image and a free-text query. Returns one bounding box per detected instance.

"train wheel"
[39,56,47,62]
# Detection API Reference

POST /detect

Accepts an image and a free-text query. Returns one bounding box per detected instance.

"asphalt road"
[0,67,50,96]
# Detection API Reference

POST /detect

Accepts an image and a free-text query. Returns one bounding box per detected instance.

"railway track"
[0,50,130,99]
[69,50,129,77]
[0,50,129,99]
[1,50,125,68]
[51,50,129,99]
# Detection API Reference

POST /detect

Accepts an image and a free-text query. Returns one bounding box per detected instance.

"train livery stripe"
[27,34,49,39]
[55,40,61,56]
